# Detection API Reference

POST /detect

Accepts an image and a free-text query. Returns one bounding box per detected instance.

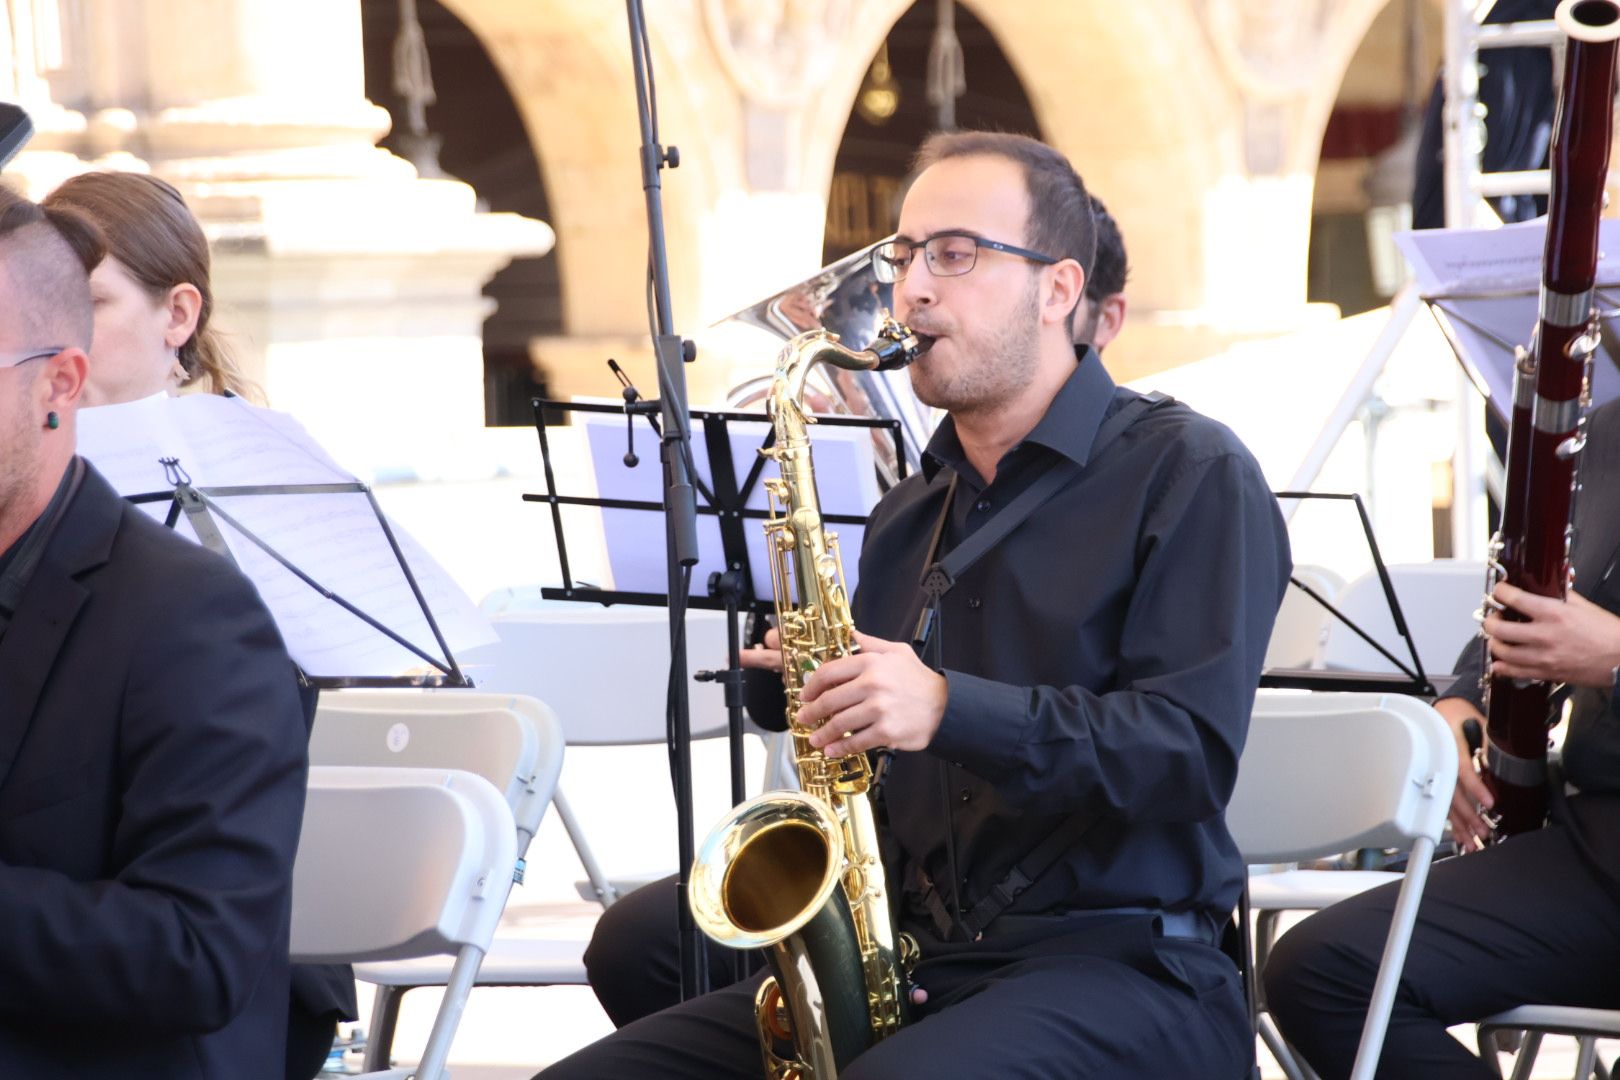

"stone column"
[6,0,553,483]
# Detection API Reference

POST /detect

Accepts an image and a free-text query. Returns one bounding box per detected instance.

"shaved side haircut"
[0,186,104,351]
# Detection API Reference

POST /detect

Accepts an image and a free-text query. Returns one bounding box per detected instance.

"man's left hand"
[1484,582,1620,688]
[798,631,947,756]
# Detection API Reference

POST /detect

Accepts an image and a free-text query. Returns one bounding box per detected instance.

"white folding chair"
[311,693,568,1071]
[461,604,796,903]
[1228,691,1456,1080]
[1477,1006,1620,1079]
[1319,560,1485,676]
[1265,564,1347,670]
[293,766,518,1080]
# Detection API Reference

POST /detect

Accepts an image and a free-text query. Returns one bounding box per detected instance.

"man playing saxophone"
[538,129,1289,1080]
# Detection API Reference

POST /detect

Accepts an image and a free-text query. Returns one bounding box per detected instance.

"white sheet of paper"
[580,411,881,600]
[1394,219,1620,413]
[76,394,495,679]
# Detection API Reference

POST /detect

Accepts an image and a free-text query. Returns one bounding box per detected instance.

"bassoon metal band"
[1539,286,1595,327]
[1487,738,1549,787]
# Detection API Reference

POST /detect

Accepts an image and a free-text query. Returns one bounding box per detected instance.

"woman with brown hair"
[42,171,258,404]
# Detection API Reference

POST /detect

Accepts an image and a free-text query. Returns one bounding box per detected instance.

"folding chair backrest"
[458,606,736,744]
[311,693,563,851]
[1229,691,1456,863]
[1319,560,1485,675]
[1264,563,1345,670]
[291,766,517,964]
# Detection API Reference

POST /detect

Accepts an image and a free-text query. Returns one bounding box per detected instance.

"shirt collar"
[921,345,1118,481]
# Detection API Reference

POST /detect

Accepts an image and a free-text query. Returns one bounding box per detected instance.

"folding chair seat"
[1477,1005,1620,1079]
[1227,691,1456,1080]
[458,605,796,904]
[292,766,518,1080]
[311,693,567,1071]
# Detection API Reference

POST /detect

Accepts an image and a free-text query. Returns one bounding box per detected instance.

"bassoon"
[1481,0,1620,836]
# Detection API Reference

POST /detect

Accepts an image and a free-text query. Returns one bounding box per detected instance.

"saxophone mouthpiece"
[870,317,929,370]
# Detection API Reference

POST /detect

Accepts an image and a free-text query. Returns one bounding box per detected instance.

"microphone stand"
[623,0,706,999]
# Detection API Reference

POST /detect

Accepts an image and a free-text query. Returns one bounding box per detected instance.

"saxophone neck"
[769,318,927,419]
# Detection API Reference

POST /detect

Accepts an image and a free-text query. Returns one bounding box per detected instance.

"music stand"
[524,397,903,806]
[132,458,469,690]
[1394,218,1620,420]
[75,393,486,691]
[1261,491,1439,698]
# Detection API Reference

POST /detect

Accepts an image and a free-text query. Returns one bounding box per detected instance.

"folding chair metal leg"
[1575,1036,1599,1080]
[1507,1031,1543,1080]
[364,983,405,1073]
[1259,1011,1312,1080]
[414,945,488,1080]
[1348,835,1436,1080]
[552,787,618,908]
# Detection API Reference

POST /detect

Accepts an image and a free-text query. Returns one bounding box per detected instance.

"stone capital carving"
[1202,0,1334,102]
[702,0,852,109]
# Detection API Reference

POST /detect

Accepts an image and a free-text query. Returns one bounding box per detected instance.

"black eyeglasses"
[871,232,1058,284]
[0,347,63,370]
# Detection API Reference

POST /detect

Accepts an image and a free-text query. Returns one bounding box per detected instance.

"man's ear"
[44,347,88,412]
[1043,259,1086,329]
[1090,294,1128,351]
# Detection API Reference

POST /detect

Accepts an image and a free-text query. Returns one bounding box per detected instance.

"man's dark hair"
[912,131,1097,323]
[1085,195,1128,302]
[0,185,104,349]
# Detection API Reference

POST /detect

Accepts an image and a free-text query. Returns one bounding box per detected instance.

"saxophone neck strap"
[912,390,1170,650]
[916,808,1099,943]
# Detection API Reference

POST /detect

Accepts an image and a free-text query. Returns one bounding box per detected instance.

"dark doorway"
[824,2,1041,266]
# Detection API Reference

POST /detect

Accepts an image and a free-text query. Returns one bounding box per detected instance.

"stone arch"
[1299,0,1444,315]
[432,0,737,338]
[800,0,1243,316]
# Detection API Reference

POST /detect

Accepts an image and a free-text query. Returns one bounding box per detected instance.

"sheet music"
[1394,219,1620,411]
[580,412,881,599]
[76,394,495,679]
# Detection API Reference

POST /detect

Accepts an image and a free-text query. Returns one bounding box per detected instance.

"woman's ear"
[162,282,203,350]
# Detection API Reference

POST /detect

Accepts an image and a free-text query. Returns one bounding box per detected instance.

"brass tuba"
[688,317,926,1079]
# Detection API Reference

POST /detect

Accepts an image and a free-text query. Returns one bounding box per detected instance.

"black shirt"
[849,350,1291,934]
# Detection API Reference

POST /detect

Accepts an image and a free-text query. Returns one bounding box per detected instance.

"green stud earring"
[46,411,59,430]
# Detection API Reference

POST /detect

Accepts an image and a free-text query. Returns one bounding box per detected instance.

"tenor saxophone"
[688,317,925,1079]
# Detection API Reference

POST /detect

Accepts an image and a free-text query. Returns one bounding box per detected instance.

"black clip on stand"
[622,0,706,1000]
[147,456,470,691]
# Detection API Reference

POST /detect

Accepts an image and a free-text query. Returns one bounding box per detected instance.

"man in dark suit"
[0,189,310,1076]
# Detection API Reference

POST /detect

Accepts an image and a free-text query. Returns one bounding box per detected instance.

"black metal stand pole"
[623,0,706,1000]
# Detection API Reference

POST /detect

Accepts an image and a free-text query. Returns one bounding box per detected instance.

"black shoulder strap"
[920,390,1169,605]
[913,389,1171,942]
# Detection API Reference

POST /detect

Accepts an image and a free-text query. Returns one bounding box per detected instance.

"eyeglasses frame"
[0,347,64,370]
[871,231,1060,284]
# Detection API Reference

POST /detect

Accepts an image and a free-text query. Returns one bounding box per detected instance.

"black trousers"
[555,908,1250,1080]
[1264,793,1620,1079]
[583,873,762,1028]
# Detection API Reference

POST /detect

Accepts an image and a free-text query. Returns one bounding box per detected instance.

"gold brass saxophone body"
[688,317,926,1080]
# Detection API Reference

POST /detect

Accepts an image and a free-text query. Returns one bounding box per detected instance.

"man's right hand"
[1435,696,1495,851]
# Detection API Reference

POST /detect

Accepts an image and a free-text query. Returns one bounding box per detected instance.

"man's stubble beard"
[0,393,42,539]
[908,277,1043,417]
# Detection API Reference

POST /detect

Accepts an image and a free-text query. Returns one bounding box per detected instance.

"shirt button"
[967,597,982,609]
[974,498,991,513]
[959,789,973,803]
